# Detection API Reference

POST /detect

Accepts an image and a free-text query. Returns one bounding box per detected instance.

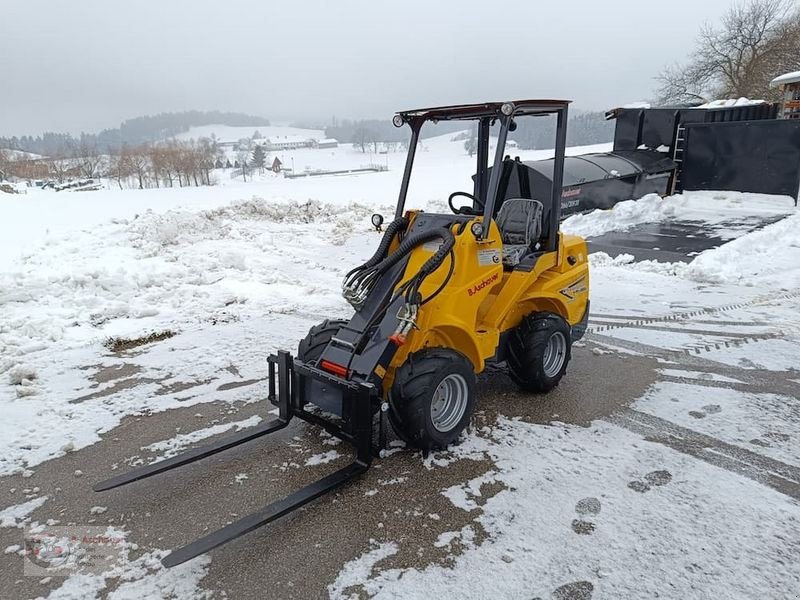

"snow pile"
[563,191,794,239]
[0,197,373,365]
[686,211,800,288]
[0,195,382,475]
[0,180,29,194]
[589,252,689,277]
[575,190,800,289]
[562,194,676,237]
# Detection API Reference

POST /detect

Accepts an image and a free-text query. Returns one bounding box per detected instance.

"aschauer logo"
[467,272,499,296]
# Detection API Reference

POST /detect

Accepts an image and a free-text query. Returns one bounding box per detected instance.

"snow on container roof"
[697,98,766,108]
[771,71,800,87]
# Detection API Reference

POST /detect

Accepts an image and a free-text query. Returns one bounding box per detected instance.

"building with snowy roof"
[312,138,339,149]
[265,136,315,151]
[771,71,800,120]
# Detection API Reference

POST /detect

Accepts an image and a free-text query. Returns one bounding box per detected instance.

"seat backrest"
[495,198,544,247]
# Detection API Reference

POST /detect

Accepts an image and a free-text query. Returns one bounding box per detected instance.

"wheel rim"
[430,374,469,433]
[542,331,567,378]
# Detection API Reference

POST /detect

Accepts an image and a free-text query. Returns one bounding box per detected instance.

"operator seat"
[495,198,544,267]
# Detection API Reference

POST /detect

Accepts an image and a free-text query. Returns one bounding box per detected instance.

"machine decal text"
[468,272,499,296]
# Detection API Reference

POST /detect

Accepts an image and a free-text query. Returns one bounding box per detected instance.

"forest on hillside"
[0,111,271,157]
[320,110,614,152]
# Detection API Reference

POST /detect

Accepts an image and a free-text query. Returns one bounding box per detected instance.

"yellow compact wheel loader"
[95,99,590,567]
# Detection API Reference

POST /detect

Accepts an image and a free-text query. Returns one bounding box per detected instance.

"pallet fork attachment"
[94,351,375,568]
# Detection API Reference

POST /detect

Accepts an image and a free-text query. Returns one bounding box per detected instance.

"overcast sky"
[1,0,735,137]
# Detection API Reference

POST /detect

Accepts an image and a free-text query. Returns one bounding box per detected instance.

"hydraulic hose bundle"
[342,218,456,325]
[388,227,455,344]
[342,216,409,308]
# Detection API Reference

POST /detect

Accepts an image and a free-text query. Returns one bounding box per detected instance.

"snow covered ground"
[173,124,325,144]
[1,136,799,598]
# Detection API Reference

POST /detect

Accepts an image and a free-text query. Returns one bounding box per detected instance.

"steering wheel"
[448,191,485,215]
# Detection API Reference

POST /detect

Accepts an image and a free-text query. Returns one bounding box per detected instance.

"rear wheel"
[389,348,476,451]
[297,319,348,365]
[507,312,571,393]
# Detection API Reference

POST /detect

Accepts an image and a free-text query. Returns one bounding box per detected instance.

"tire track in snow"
[608,409,800,501]
[588,289,800,334]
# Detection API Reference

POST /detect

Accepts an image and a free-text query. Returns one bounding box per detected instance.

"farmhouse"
[312,138,339,149]
[772,71,800,120]
[265,135,313,151]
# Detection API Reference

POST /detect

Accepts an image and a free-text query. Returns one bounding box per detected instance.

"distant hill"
[99,111,271,147]
[0,148,44,161]
[0,110,271,156]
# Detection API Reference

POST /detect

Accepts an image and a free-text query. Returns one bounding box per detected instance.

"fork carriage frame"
[94,350,380,568]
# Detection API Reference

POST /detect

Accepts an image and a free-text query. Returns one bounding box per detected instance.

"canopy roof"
[396,99,570,122]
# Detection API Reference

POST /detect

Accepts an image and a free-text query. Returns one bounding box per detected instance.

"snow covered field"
[1,136,799,599]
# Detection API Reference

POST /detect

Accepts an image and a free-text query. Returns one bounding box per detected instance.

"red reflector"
[388,333,406,346]
[320,360,349,378]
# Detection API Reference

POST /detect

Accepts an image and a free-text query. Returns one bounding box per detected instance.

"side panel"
[481,234,589,335]
[641,109,678,150]
[681,120,800,200]
[387,218,505,379]
[613,109,644,151]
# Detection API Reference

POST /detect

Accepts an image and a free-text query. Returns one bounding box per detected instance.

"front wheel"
[389,348,476,451]
[507,313,571,393]
[297,319,348,365]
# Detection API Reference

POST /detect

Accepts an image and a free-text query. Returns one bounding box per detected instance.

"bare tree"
[351,128,373,153]
[657,0,800,104]
[47,154,71,183]
[0,149,10,180]
[74,140,103,178]
[148,145,166,188]
[163,142,183,187]
[110,146,134,190]
[197,138,216,184]
[128,146,149,189]
[236,144,252,182]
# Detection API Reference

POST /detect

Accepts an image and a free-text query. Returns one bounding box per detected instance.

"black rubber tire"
[297,319,348,365]
[389,348,476,451]
[506,312,571,393]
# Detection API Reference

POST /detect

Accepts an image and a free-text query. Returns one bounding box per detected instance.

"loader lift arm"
[94,351,375,568]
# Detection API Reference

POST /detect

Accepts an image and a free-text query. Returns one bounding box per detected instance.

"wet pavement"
[0,346,659,600]
[586,215,786,262]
